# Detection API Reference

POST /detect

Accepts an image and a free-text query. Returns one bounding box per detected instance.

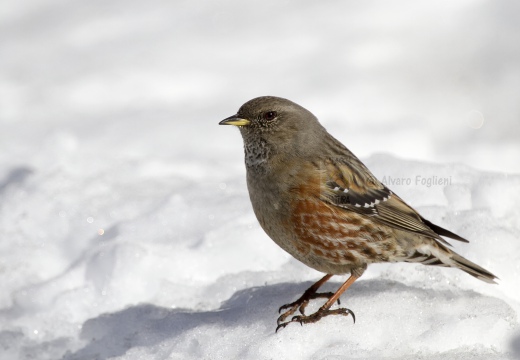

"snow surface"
[1,0,520,359]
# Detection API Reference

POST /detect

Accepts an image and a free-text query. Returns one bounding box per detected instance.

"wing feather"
[320,157,467,245]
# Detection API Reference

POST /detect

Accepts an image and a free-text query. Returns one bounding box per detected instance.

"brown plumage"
[219,96,497,330]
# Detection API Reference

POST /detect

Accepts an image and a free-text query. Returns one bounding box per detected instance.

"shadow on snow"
[63,279,515,360]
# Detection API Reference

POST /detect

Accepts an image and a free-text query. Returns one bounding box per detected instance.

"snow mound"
[1,153,519,359]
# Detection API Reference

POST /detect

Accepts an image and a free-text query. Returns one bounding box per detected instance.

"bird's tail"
[449,252,497,284]
[405,242,498,284]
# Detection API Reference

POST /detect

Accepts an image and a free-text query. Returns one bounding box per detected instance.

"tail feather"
[450,253,498,284]
[405,244,498,284]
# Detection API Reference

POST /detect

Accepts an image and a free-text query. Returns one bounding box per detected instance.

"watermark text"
[381,175,452,187]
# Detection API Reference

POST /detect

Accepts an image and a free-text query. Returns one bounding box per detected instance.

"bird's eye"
[263,111,277,121]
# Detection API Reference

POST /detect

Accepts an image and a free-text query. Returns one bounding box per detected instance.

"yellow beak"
[219,115,251,126]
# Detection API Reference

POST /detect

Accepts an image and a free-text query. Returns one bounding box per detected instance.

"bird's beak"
[219,115,251,126]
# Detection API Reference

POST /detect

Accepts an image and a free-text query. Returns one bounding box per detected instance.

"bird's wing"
[319,158,468,245]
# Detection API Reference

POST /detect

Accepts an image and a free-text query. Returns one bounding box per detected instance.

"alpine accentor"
[219,96,496,330]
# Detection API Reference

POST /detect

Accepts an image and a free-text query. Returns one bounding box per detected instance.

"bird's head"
[219,96,326,157]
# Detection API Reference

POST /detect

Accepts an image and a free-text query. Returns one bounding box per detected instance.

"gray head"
[219,96,328,157]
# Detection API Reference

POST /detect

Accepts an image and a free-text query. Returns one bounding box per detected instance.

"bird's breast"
[244,160,318,252]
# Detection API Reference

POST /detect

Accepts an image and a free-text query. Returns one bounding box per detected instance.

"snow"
[1,0,520,359]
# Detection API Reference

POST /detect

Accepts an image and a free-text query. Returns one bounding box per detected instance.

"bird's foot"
[276,307,355,332]
[277,291,336,325]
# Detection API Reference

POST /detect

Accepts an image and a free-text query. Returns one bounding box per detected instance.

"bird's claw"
[277,291,334,324]
[276,307,355,331]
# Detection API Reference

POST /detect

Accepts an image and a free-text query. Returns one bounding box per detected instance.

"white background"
[1,1,519,359]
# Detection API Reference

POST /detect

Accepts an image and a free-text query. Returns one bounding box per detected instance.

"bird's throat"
[243,138,271,170]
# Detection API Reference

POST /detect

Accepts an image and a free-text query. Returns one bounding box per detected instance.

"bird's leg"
[276,274,358,331]
[277,274,333,326]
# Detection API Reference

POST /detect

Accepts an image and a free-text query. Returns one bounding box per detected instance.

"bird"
[219,96,497,331]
